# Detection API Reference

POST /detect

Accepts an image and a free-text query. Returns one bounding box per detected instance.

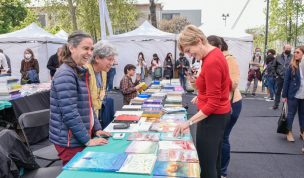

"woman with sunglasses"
[282,45,304,142]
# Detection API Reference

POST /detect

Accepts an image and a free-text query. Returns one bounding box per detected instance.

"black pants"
[274,77,284,107]
[196,113,230,178]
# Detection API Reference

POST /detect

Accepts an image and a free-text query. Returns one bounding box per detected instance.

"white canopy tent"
[105,21,177,88]
[199,25,254,91]
[0,23,66,82]
[55,30,69,41]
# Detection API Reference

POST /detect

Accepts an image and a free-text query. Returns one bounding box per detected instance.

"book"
[125,141,158,154]
[159,141,196,150]
[138,121,153,131]
[152,161,200,177]
[63,152,127,172]
[144,99,163,105]
[157,150,199,163]
[128,132,160,142]
[113,115,141,123]
[142,110,163,118]
[119,154,157,175]
[122,105,142,110]
[114,111,143,117]
[160,132,191,141]
[161,114,187,122]
[136,82,148,93]
[150,122,177,133]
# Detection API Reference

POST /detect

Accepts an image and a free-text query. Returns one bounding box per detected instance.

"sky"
[137,0,266,32]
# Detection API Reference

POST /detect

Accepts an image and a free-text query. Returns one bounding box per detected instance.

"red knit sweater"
[196,48,231,116]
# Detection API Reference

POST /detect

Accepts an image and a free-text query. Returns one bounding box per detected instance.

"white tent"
[0,23,66,82]
[199,25,254,91]
[105,21,177,88]
[55,30,69,41]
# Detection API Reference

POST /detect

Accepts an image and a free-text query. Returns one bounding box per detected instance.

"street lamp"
[295,0,302,47]
[222,13,229,27]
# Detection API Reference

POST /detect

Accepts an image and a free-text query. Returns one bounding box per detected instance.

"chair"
[18,109,60,167]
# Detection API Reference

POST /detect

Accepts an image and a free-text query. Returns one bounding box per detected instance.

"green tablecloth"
[57,133,152,178]
[0,100,12,110]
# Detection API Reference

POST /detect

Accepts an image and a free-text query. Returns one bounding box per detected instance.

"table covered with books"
[58,79,200,178]
[0,76,51,127]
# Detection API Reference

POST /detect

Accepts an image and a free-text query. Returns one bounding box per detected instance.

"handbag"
[277,103,288,134]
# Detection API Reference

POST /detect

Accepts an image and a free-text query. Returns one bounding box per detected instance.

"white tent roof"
[0,23,66,43]
[55,30,69,41]
[107,21,176,41]
[199,24,253,42]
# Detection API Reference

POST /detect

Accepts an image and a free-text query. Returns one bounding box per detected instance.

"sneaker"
[272,105,278,110]
[264,96,269,99]
[266,98,274,102]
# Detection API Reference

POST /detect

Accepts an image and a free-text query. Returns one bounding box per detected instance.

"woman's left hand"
[173,121,190,137]
[95,130,112,137]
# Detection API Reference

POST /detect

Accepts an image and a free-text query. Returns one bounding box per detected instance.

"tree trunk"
[149,0,157,27]
[68,0,78,31]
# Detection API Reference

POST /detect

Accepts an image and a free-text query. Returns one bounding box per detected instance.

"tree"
[149,0,157,27]
[0,0,29,33]
[159,16,191,34]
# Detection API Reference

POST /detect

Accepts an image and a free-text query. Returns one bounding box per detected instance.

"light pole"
[264,0,270,64]
[295,0,302,47]
[222,13,229,27]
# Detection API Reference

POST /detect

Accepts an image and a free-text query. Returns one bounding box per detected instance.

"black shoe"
[251,93,256,96]
[272,105,278,110]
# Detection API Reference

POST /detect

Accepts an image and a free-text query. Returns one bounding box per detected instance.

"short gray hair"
[91,41,117,63]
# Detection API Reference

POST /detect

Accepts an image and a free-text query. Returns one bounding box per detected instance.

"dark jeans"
[274,77,284,107]
[267,76,276,99]
[196,113,230,178]
[221,100,242,177]
[287,97,304,132]
[179,74,186,90]
[107,68,116,91]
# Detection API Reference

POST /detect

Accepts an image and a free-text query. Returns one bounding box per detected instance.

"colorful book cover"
[160,132,191,141]
[63,152,127,172]
[122,105,142,110]
[144,99,163,104]
[157,150,199,163]
[128,132,160,142]
[119,154,157,175]
[114,115,141,123]
[161,114,186,122]
[159,141,196,150]
[152,161,200,177]
[150,122,179,133]
[125,141,158,154]
[114,110,143,117]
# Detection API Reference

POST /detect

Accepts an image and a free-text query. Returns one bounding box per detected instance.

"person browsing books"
[173,25,231,178]
[120,64,141,105]
[49,31,111,165]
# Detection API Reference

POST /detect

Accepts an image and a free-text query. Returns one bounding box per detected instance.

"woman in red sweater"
[174,25,231,178]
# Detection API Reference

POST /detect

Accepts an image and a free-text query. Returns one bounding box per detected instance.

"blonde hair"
[291,45,304,75]
[178,25,208,52]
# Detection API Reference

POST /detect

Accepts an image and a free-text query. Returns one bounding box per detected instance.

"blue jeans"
[107,68,116,91]
[221,100,242,177]
[287,97,304,132]
[267,76,276,99]
[179,74,186,90]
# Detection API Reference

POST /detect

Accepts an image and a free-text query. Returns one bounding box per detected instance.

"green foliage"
[0,0,29,33]
[12,8,40,31]
[159,16,191,34]
[41,0,139,40]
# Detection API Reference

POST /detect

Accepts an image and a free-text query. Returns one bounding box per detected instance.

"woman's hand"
[95,130,112,137]
[282,98,287,103]
[87,138,108,146]
[191,96,197,104]
[173,121,190,137]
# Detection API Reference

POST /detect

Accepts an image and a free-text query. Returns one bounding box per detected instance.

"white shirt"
[295,60,304,99]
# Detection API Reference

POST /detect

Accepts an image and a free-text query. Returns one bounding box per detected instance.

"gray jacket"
[272,53,293,78]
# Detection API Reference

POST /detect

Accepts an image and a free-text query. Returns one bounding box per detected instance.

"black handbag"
[277,103,288,134]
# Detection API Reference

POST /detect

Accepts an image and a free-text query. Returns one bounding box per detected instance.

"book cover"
[157,150,199,163]
[128,132,160,142]
[114,111,143,117]
[113,115,141,123]
[161,114,186,122]
[160,132,191,141]
[125,141,158,154]
[63,152,127,172]
[159,141,196,150]
[122,105,142,110]
[152,161,200,177]
[119,154,157,175]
